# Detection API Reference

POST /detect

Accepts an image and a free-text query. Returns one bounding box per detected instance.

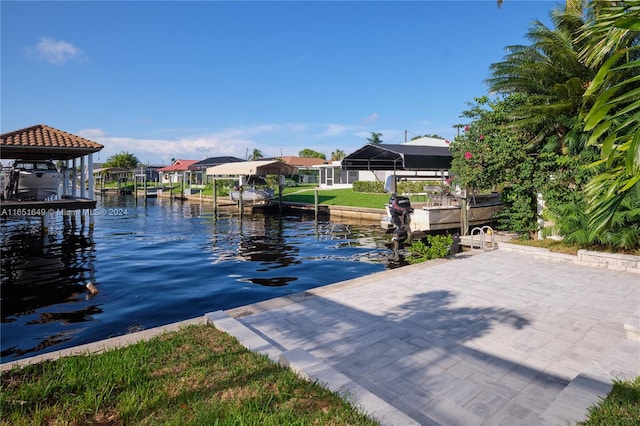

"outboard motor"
[389,195,413,250]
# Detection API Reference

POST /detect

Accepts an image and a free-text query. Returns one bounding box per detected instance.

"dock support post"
[213,179,218,214]
[63,160,70,197]
[278,175,284,215]
[314,187,319,219]
[239,190,244,224]
[87,154,94,199]
[72,158,77,198]
[460,197,469,236]
[80,156,86,198]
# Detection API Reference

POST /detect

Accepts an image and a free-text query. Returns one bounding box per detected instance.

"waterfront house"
[158,159,199,186]
[189,156,244,186]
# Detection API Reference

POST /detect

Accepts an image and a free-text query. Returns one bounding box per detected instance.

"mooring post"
[460,197,469,236]
[213,179,218,214]
[278,175,284,215]
[314,187,319,217]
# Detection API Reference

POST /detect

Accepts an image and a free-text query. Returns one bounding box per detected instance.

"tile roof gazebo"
[1,124,105,229]
[1,124,103,161]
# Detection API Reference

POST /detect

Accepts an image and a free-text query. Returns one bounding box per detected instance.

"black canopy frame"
[341,143,452,171]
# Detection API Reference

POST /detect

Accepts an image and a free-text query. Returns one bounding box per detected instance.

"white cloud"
[77,128,107,139]
[316,124,361,138]
[78,125,294,164]
[361,113,379,123]
[34,37,82,65]
[78,121,371,165]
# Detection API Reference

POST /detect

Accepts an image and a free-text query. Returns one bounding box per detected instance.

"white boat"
[382,193,503,233]
[3,160,62,201]
[229,187,275,203]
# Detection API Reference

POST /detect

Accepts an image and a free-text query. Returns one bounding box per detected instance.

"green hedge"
[352,181,385,193]
[353,180,444,194]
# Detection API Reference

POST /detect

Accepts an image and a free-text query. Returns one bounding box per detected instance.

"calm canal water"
[1,195,402,363]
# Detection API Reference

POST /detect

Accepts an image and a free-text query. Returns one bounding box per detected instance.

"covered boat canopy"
[206,160,298,177]
[342,143,452,171]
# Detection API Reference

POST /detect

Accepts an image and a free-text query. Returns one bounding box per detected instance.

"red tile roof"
[158,159,199,172]
[1,124,104,160]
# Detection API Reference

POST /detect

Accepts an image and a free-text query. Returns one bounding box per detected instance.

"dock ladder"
[470,226,496,251]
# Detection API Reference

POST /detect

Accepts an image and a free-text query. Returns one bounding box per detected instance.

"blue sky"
[2,1,563,165]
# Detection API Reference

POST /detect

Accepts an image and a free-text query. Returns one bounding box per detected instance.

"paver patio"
[211,249,640,425]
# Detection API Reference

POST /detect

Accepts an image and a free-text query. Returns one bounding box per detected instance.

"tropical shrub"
[406,235,453,264]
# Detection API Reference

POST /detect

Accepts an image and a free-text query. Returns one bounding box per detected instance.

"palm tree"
[578,1,640,233]
[331,149,346,161]
[452,124,466,138]
[367,132,383,144]
[486,3,594,153]
[498,0,582,13]
[249,148,263,161]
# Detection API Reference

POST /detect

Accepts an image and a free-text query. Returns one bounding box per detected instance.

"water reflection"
[238,218,301,271]
[1,217,100,358]
[1,196,400,363]
[1,221,98,322]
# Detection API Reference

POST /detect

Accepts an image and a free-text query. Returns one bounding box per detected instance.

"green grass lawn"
[0,324,378,426]
[3,324,637,425]
[280,187,390,209]
[579,377,640,425]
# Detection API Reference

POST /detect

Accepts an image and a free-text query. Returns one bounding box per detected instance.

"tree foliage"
[331,149,346,161]
[578,1,640,234]
[367,132,383,144]
[299,148,326,160]
[249,149,263,161]
[411,133,445,140]
[456,0,640,249]
[450,95,555,234]
[103,152,139,169]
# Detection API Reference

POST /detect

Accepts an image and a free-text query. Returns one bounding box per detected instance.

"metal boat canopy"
[342,143,452,171]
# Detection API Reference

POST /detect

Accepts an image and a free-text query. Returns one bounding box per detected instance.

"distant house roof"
[206,160,298,176]
[0,124,104,160]
[158,159,199,172]
[189,156,244,171]
[276,156,328,167]
[342,143,452,171]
